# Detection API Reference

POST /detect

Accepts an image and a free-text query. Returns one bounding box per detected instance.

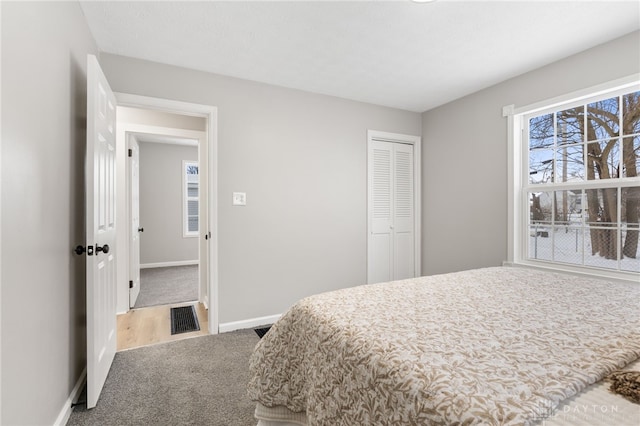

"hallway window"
[183,161,199,237]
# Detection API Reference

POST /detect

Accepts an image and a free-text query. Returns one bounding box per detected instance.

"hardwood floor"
[117,302,209,351]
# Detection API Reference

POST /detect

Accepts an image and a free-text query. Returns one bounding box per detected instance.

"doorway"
[114,94,219,344]
[118,107,208,350]
[131,131,201,307]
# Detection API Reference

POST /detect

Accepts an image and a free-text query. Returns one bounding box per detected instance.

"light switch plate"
[232,192,246,206]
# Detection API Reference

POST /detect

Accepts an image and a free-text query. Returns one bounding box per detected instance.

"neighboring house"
[1,2,638,425]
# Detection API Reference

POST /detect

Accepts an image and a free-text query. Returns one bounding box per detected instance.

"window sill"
[504,259,639,285]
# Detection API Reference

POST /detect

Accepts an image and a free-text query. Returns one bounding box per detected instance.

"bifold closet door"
[368,140,415,284]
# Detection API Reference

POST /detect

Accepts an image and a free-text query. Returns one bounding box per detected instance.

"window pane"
[584,188,619,266]
[529,149,553,184]
[554,227,584,266]
[554,190,575,225]
[556,144,584,182]
[188,216,198,232]
[557,107,584,145]
[622,186,640,262]
[587,96,620,141]
[529,225,552,261]
[622,136,640,178]
[188,182,198,197]
[548,190,586,265]
[620,244,640,272]
[186,164,199,175]
[529,191,553,259]
[188,200,198,216]
[622,91,640,136]
[622,186,640,226]
[585,188,618,227]
[621,221,640,273]
[584,225,619,269]
[529,114,554,149]
[567,190,584,225]
[621,223,640,272]
[587,139,619,180]
[530,191,553,223]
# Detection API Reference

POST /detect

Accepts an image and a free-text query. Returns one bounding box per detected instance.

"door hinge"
[129,280,133,289]
[128,148,132,157]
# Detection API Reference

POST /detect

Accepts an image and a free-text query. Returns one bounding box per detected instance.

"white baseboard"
[219,314,281,333]
[54,367,86,426]
[140,260,199,269]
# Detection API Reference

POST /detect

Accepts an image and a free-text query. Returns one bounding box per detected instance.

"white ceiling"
[79,1,640,113]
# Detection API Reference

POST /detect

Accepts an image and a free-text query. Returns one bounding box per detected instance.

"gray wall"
[421,30,640,276]
[1,2,98,425]
[139,141,199,264]
[100,54,422,323]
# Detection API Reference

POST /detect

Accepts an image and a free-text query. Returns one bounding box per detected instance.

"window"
[510,79,640,278]
[183,161,199,237]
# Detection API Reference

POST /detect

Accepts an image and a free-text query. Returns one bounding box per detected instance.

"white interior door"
[368,139,415,284]
[86,54,117,409]
[129,136,141,307]
[198,135,209,306]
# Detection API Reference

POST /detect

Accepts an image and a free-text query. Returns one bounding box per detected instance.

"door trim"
[367,130,421,283]
[127,133,141,309]
[114,92,219,335]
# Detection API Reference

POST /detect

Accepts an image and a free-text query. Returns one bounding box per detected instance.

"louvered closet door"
[369,141,393,283]
[368,140,415,284]
[392,143,414,279]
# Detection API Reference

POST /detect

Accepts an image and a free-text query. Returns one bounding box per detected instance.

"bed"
[247,266,640,425]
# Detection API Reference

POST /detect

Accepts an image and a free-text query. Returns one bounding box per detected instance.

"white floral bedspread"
[247,267,640,425]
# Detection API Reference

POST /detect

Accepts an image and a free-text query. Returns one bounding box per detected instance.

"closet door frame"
[367,130,422,284]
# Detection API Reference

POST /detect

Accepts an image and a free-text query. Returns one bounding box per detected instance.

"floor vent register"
[170,305,200,335]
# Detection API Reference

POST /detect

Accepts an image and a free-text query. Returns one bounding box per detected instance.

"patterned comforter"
[247,267,640,425]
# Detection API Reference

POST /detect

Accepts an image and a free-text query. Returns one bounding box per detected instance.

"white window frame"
[505,74,640,282]
[183,160,199,238]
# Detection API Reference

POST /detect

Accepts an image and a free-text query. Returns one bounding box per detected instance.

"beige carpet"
[68,329,259,426]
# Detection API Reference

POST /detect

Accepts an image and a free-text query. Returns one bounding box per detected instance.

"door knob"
[138,227,144,233]
[74,245,94,256]
[96,244,110,254]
